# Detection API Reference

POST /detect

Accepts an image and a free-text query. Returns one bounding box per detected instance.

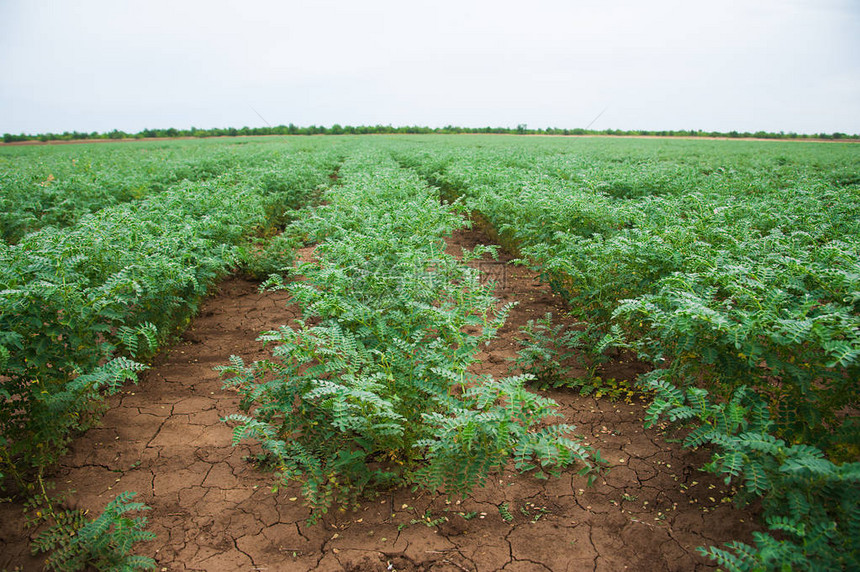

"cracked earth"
[1,226,760,571]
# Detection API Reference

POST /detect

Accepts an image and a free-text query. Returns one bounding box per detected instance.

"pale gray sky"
[2,0,858,134]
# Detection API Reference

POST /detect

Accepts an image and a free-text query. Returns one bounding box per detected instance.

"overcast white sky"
[1,0,858,135]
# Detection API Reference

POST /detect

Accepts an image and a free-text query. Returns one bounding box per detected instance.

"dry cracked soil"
[1,226,761,571]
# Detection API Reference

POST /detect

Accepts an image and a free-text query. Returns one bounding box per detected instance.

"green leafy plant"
[644,373,860,570]
[409,510,449,528]
[236,233,301,280]
[416,374,599,492]
[510,313,634,400]
[510,313,581,389]
[30,491,155,572]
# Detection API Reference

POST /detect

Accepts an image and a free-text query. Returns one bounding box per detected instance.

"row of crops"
[1,135,858,570]
[221,150,598,522]
[0,139,353,243]
[392,137,860,570]
[0,139,343,496]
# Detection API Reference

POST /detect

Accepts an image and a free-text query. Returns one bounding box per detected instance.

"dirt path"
[1,228,760,571]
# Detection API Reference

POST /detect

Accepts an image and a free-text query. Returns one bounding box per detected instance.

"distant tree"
[5,123,857,144]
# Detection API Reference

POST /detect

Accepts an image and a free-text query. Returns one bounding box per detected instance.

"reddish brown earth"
[1,226,760,571]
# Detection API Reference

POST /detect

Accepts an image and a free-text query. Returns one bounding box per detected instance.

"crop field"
[0,135,858,571]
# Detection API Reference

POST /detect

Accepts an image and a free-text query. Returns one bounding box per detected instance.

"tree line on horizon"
[3,123,857,143]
